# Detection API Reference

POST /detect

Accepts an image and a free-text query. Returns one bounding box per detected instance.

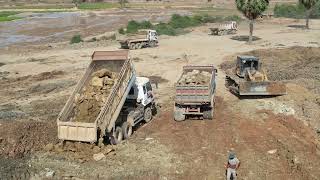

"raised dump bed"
[57,50,136,143]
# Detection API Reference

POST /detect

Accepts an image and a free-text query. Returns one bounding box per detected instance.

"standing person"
[226,152,241,180]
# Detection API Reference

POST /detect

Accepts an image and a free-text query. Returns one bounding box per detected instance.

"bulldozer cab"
[236,56,260,77]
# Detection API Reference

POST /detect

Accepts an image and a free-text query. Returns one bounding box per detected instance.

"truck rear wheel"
[122,122,133,139]
[203,109,213,120]
[174,106,185,122]
[144,107,152,123]
[129,43,136,50]
[135,43,142,49]
[111,126,123,145]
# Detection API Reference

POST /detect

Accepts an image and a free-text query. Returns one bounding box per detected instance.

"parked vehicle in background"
[119,29,158,50]
[210,21,237,36]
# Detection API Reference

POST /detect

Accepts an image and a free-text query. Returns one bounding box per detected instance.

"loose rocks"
[178,70,211,85]
[72,69,116,123]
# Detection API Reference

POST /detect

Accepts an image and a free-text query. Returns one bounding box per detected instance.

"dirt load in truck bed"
[178,70,211,85]
[71,69,117,123]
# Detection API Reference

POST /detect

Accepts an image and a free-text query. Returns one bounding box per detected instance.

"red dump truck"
[57,50,156,145]
[174,65,217,121]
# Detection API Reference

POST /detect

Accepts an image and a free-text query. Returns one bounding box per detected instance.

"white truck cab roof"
[136,77,150,86]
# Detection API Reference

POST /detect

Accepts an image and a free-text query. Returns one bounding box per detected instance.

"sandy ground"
[0,17,320,179]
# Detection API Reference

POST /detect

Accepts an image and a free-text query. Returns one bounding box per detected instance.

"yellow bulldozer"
[226,56,286,96]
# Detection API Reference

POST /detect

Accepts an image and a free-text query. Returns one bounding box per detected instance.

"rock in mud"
[93,152,105,161]
[44,143,54,151]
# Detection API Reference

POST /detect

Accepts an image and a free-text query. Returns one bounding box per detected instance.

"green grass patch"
[77,2,119,10]
[119,14,242,36]
[70,35,83,44]
[0,11,21,22]
[274,3,320,19]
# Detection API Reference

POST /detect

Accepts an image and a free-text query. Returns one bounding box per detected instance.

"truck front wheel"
[144,107,152,123]
[174,106,185,122]
[122,122,133,139]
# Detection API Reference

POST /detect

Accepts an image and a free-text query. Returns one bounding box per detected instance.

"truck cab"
[113,77,156,144]
[147,30,158,42]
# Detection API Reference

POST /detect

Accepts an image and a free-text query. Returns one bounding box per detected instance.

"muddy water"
[0,9,190,48]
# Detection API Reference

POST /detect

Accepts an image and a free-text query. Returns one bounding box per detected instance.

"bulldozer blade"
[239,81,286,96]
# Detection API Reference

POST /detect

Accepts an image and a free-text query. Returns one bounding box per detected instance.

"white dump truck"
[209,21,237,36]
[119,29,158,50]
[57,50,156,145]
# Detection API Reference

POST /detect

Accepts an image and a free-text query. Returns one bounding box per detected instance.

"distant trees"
[299,0,320,28]
[235,0,269,44]
[119,0,128,8]
[72,0,82,8]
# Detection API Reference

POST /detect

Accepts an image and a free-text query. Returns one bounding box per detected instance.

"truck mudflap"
[239,81,287,96]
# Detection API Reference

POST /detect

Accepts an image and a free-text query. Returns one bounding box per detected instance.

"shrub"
[273,3,320,19]
[154,23,177,36]
[224,15,242,22]
[70,35,83,44]
[169,14,201,28]
[126,20,141,33]
[274,3,306,18]
[118,28,125,34]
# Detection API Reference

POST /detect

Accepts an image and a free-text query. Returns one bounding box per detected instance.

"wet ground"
[0,9,191,48]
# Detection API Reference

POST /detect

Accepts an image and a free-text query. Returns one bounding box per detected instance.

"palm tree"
[299,0,320,29]
[235,0,269,44]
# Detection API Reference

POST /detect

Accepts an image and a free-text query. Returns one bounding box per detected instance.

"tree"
[299,0,320,29]
[235,0,269,44]
[119,0,128,9]
[72,0,82,8]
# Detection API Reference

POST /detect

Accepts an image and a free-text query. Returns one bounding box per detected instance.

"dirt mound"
[71,69,116,123]
[0,121,58,158]
[178,70,211,85]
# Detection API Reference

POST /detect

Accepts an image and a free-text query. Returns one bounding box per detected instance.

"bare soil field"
[0,12,320,179]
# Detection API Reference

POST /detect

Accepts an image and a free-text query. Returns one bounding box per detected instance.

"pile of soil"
[178,70,211,85]
[0,121,58,158]
[71,69,116,123]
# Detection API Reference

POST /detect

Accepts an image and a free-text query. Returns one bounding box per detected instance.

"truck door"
[142,82,153,106]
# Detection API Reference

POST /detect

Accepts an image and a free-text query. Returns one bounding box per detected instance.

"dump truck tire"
[135,43,142,49]
[111,126,123,145]
[174,106,185,122]
[129,43,135,50]
[149,41,156,48]
[203,109,213,120]
[122,122,133,139]
[144,107,152,123]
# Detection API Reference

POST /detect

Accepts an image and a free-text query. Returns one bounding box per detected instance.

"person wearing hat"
[226,152,240,180]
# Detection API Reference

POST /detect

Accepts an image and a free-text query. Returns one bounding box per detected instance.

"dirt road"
[0,17,320,179]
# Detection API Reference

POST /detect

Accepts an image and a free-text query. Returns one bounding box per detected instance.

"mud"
[71,69,116,123]
[178,70,211,85]
[0,121,58,158]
